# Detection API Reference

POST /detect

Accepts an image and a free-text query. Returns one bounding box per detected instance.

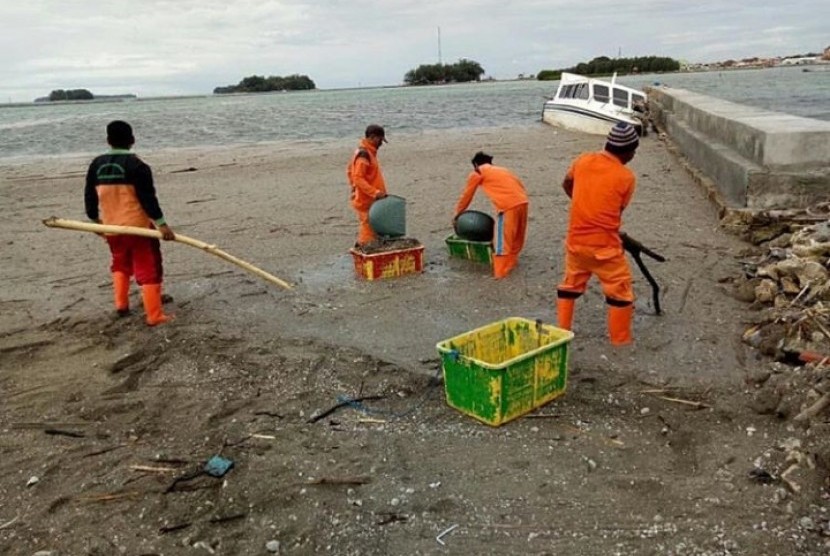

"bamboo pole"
[43,217,292,290]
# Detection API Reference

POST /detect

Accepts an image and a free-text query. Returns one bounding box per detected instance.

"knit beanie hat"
[605,122,639,153]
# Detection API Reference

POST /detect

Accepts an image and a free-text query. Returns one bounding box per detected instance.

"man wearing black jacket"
[85,120,174,325]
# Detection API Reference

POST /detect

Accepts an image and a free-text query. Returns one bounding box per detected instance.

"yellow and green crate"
[436,317,574,426]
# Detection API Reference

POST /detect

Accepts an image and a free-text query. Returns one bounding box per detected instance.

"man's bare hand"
[158,224,175,241]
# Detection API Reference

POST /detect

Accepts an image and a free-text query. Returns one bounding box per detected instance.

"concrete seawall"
[647,87,830,210]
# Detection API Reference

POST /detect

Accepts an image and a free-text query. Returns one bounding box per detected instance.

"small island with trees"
[34,89,136,103]
[213,74,316,94]
[537,56,680,81]
[403,59,485,85]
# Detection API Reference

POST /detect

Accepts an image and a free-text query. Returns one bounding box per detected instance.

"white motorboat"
[542,72,648,135]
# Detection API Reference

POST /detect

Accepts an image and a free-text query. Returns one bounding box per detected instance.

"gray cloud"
[0,0,825,101]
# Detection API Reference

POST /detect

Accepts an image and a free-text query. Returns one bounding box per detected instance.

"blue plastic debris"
[204,455,234,478]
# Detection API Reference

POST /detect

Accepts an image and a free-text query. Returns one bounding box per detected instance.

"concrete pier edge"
[646,86,830,211]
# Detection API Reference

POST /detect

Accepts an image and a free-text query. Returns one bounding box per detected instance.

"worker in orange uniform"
[556,122,640,345]
[346,124,388,247]
[453,152,529,279]
[84,120,175,326]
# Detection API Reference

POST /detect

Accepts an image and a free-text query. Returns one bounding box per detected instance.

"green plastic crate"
[436,317,573,426]
[445,234,493,265]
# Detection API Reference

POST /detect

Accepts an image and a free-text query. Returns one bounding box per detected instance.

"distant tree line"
[35,90,137,103]
[537,56,680,80]
[404,59,485,85]
[48,89,94,101]
[213,74,316,94]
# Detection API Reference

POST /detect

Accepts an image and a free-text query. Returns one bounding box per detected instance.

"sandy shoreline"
[2,125,827,554]
[1,124,748,384]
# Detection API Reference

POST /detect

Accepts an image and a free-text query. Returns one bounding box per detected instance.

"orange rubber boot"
[493,254,518,279]
[556,297,576,330]
[608,305,633,346]
[112,272,130,315]
[141,284,172,326]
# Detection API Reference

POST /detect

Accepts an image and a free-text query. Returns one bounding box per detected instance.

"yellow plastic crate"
[436,318,573,426]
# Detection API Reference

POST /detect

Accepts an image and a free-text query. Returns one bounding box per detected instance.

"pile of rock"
[730,218,830,361]
[729,208,830,475]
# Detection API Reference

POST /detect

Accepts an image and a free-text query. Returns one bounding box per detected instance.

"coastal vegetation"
[213,74,316,94]
[34,89,137,103]
[537,56,680,80]
[403,59,485,85]
[46,89,93,101]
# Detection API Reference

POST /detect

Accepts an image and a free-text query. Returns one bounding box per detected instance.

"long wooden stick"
[43,217,292,290]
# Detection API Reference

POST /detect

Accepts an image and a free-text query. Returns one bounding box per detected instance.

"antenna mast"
[438,26,442,65]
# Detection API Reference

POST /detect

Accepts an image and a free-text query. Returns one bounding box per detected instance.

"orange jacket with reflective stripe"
[84,150,165,228]
[346,139,386,211]
[454,164,528,216]
[565,151,635,248]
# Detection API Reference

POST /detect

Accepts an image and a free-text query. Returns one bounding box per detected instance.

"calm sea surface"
[0,66,827,161]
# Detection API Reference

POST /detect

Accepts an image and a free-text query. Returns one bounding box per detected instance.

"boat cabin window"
[593,84,610,103]
[559,83,591,100]
[612,88,629,108]
[559,84,584,99]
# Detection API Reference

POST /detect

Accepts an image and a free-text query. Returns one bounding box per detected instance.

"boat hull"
[542,103,639,136]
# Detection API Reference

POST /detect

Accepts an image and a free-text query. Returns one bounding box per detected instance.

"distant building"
[823,46,830,61]
[780,56,819,65]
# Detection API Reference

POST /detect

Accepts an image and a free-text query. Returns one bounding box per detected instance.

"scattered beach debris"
[306,476,370,486]
[208,512,247,525]
[204,455,235,478]
[77,491,142,503]
[651,394,711,410]
[436,523,459,546]
[307,395,385,423]
[376,512,408,526]
[723,213,830,483]
[730,219,830,368]
[0,513,21,530]
[748,467,776,484]
[165,456,234,494]
[159,522,191,534]
[130,464,179,474]
[44,428,85,438]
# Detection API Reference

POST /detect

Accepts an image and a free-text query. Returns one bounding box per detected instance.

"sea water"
[0,65,826,161]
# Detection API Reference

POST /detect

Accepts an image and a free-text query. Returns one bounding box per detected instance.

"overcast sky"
[0,0,826,102]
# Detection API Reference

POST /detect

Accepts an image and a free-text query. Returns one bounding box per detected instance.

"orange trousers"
[493,204,528,279]
[353,206,376,246]
[106,235,163,285]
[556,243,634,345]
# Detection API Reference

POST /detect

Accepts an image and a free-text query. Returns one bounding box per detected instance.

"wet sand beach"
[1,125,826,554]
